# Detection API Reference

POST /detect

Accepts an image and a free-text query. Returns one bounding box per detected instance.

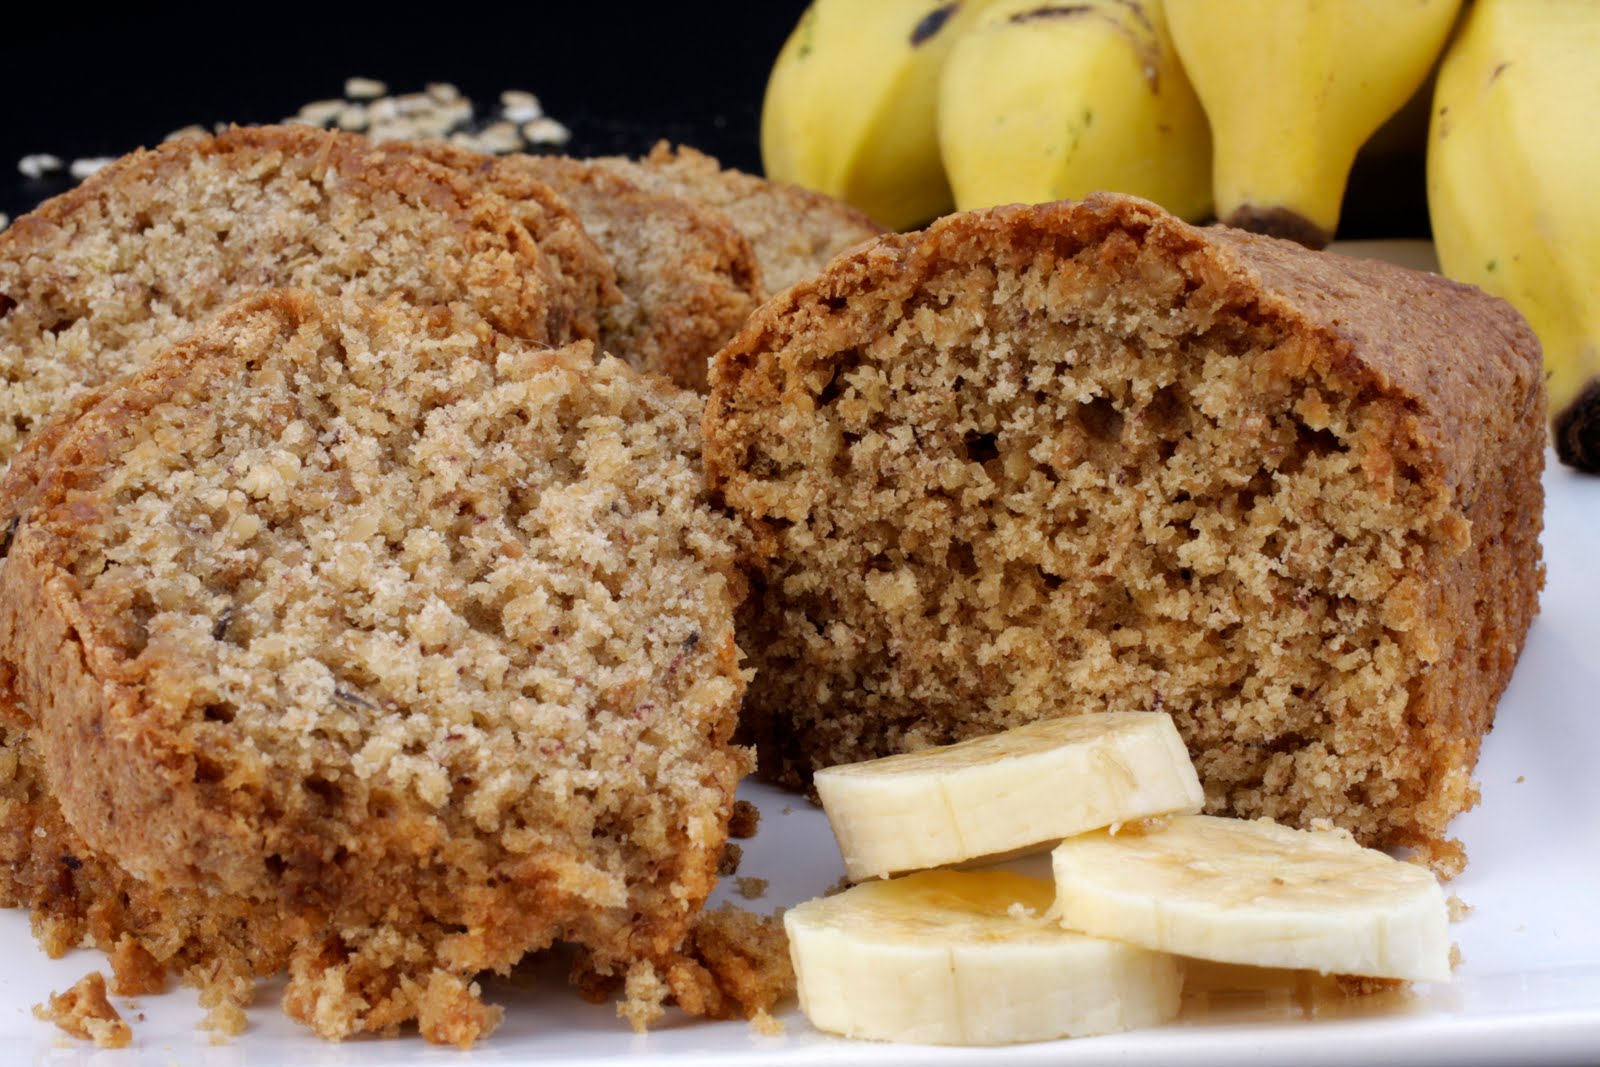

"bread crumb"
[193,956,253,1038]
[1446,894,1474,922]
[1333,974,1405,997]
[202,1002,247,1042]
[728,799,761,839]
[1515,775,1525,783]
[416,971,502,1050]
[618,960,670,1032]
[109,936,167,996]
[736,877,769,900]
[1449,943,1464,970]
[718,842,744,876]
[34,972,131,1048]
[749,1007,785,1036]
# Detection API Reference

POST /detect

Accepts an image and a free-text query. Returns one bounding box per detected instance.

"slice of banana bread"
[596,143,885,293]
[0,124,589,470]
[513,154,764,392]
[705,193,1545,875]
[377,140,623,344]
[0,290,749,1042]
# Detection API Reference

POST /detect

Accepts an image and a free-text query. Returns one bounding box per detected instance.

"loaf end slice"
[706,193,1545,875]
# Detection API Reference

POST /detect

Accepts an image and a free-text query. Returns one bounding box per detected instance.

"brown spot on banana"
[911,3,961,46]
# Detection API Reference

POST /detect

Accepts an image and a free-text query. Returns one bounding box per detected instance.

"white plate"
[6,246,1599,1064]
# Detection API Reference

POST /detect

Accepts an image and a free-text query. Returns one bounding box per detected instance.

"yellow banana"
[1428,0,1600,413]
[761,0,1002,230]
[938,0,1211,221]
[1167,0,1460,247]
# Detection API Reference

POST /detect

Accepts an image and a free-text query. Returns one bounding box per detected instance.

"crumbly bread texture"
[705,194,1545,875]
[513,154,763,393]
[571,903,795,1031]
[0,290,749,1043]
[597,143,884,294]
[0,124,582,470]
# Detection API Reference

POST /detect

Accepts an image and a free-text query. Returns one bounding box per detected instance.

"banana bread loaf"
[705,193,1545,875]
[0,290,748,1042]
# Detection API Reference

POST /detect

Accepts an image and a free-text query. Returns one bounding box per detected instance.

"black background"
[0,4,1428,238]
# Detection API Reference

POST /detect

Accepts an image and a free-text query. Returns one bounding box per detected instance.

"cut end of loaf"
[706,194,1544,873]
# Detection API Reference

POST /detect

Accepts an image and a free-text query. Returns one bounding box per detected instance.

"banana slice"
[815,712,1204,881]
[785,869,1182,1045]
[1051,814,1452,982]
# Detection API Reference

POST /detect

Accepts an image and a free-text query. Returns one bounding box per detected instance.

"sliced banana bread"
[0,124,595,469]
[705,193,1545,875]
[513,154,763,392]
[377,139,623,342]
[0,290,748,1042]
[597,143,884,293]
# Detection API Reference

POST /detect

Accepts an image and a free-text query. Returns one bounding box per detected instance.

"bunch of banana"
[760,0,1004,230]
[1165,0,1460,248]
[1427,0,1600,415]
[761,0,1211,229]
[938,0,1212,220]
[785,711,1452,1046]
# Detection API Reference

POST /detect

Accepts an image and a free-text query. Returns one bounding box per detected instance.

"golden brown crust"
[705,193,1544,870]
[0,289,749,1041]
[511,154,763,392]
[600,142,884,294]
